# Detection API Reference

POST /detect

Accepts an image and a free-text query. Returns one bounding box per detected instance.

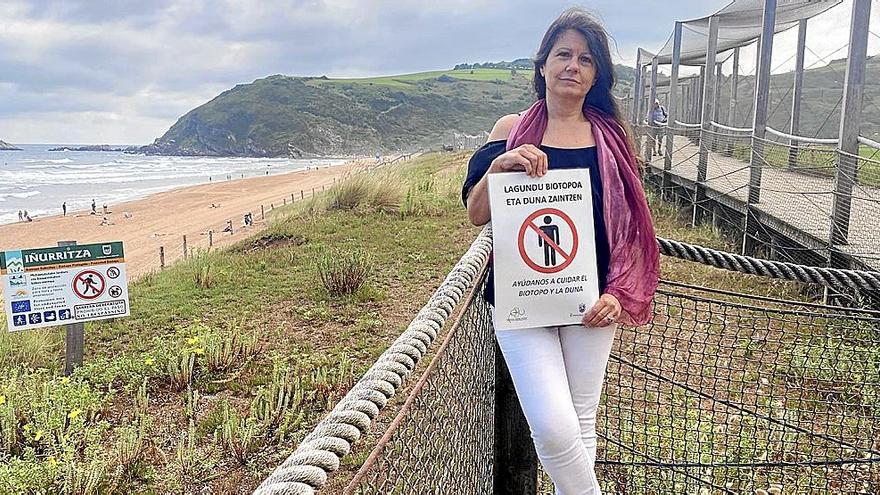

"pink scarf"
[506,99,659,326]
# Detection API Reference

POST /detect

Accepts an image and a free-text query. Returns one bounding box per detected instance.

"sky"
[0,0,875,145]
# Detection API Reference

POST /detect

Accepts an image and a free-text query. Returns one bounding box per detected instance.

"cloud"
[2,0,862,144]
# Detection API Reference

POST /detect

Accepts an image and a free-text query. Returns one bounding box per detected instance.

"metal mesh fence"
[343,272,880,494]
[343,274,496,495]
[645,125,880,273]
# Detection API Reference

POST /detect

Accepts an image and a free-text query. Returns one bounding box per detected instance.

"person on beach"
[91,199,96,215]
[461,8,659,494]
[17,210,22,222]
[62,202,67,216]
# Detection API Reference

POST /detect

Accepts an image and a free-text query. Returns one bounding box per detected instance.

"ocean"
[0,145,347,225]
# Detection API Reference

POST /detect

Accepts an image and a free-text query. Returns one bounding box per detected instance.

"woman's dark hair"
[533,8,627,128]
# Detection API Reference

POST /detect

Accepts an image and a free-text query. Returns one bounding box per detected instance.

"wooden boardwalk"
[648,138,880,269]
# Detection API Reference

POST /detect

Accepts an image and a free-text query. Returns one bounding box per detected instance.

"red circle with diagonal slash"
[72,269,105,300]
[517,207,578,274]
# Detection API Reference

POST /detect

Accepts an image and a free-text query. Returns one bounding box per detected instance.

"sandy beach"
[0,158,370,280]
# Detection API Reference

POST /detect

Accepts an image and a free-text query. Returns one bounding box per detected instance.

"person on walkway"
[461,8,659,494]
[649,98,667,155]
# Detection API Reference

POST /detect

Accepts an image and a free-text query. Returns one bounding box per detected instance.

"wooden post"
[182,235,187,259]
[632,49,643,124]
[58,241,84,376]
[728,47,740,126]
[271,203,274,210]
[291,193,295,202]
[744,0,777,255]
[713,62,723,124]
[283,198,287,205]
[301,190,304,200]
[261,205,265,220]
[696,15,720,227]
[788,19,808,170]
[664,21,682,192]
[830,0,871,267]
[493,342,537,494]
[160,246,165,269]
[208,230,213,248]
[646,56,659,163]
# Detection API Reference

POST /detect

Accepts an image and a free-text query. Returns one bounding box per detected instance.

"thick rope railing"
[252,227,493,495]
[657,236,880,292]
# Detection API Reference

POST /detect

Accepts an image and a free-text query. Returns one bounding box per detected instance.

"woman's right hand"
[489,144,548,178]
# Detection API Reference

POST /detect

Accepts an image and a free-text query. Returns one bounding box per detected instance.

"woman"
[461,8,659,495]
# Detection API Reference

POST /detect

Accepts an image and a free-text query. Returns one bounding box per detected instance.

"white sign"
[488,169,599,330]
[1,242,130,331]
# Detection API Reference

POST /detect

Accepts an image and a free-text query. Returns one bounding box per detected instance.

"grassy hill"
[143,66,636,158]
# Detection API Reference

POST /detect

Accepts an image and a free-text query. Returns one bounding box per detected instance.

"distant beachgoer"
[102,204,108,214]
[62,202,67,216]
[91,199,96,215]
[222,220,233,233]
[123,212,133,219]
[17,210,22,222]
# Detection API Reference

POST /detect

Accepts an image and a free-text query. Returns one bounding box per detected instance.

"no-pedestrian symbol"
[517,207,579,274]
[72,269,106,300]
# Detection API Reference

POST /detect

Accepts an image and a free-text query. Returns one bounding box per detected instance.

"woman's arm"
[466,115,548,225]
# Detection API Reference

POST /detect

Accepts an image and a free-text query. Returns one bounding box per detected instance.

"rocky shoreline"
[47,144,141,152]
[0,140,21,151]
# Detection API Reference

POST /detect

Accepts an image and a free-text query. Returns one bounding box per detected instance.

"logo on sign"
[13,315,27,327]
[58,309,72,321]
[28,313,42,324]
[102,245,113,256]
[11,300,31,314]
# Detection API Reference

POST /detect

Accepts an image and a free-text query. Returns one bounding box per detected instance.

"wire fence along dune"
[256,228,880,495]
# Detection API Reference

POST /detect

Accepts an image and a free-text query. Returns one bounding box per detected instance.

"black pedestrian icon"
[537,216,560,267]
[72,270,106,300]
[81,275,99,295]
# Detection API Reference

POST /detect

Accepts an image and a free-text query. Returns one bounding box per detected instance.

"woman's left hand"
[583,294,621,328]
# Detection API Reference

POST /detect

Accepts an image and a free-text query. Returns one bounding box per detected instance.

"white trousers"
[493,311,617,495]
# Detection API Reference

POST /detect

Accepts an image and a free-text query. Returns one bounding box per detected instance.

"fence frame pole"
[744,0,777,255]
[695,15,720,227]
[160,246,165,269]
[664,21,683,199]
[787,18,808,170]
[830,0,871,268]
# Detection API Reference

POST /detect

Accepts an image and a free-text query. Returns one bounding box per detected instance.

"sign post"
[488,169,599,330]
[58,241,84,375]
[1,241,130,374]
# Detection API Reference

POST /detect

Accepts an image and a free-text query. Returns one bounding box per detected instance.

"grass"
[309,68,534,89]
[0,151,481,494]
[0,150,870,493]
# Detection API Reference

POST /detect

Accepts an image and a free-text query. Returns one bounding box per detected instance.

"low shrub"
[316,248,373,297]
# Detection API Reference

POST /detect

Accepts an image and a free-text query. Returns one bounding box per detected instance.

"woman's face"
[541,29,597,101]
